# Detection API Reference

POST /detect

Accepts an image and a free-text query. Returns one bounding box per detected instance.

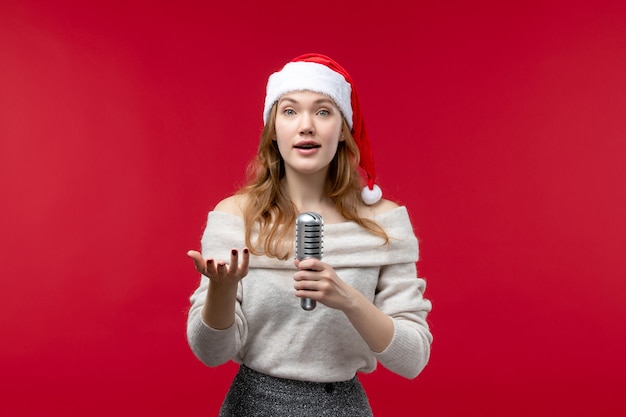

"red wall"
[2,1,625,416]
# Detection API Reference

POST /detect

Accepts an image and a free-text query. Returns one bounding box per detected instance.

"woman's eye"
[283,109,295,116]
[318,109,329,116]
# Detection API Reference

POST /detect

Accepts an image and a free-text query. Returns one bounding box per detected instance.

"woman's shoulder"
[213,194,247,217]
[358,198,400,219]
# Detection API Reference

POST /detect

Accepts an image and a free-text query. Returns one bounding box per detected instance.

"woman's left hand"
[293,258,357,311]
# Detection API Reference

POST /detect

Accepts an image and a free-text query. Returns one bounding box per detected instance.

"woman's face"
[274,90,344,179]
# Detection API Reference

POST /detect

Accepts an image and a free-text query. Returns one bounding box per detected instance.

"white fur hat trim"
[264,61,353,128]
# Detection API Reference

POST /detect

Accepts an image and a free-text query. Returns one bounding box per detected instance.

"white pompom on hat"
[263,53,382,205]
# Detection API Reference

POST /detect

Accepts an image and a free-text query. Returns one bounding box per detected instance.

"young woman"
[186,53,432,416]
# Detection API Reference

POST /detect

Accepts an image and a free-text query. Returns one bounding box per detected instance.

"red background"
[1,1,625,416]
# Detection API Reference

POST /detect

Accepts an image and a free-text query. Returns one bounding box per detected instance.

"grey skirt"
[219,365,373,417]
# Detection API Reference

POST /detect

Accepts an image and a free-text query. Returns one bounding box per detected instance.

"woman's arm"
[372,262,432,379]
[340,288,395,353]
[189,195,249,329]
[293,258,394,352]
[293,203,433,379]
[186,197,250,366]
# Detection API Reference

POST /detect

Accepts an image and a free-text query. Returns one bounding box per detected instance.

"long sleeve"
[322,206,432,379]
[373,260,432,378]
[186,212,250,367]
[186,276,248,367]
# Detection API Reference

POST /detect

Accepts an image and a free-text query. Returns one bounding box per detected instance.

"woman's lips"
[294,141,321,149]
[294,141,321,154]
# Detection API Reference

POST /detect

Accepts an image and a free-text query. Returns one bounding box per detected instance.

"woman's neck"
[280,172,333,211]
[281,183,324,209]
[280,170,349,223]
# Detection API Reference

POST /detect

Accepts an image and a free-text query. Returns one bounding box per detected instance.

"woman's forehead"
[278,90,338,105]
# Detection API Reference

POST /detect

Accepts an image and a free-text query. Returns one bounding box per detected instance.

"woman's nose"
[299,113,314,135]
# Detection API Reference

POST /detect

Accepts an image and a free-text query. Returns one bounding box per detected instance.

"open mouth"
[294,142,321,149]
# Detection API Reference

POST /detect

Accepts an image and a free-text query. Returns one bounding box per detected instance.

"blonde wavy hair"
[236,104,388,260]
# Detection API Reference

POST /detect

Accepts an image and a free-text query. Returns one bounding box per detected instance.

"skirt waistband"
[237,365,358,395]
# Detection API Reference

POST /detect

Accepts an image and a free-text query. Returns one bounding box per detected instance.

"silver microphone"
[295,212,324,311]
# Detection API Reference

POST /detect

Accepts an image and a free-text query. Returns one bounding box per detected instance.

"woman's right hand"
[187,248,250,285]
[187,248,249,329]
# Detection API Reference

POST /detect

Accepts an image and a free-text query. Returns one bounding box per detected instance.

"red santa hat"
[263,53,382,205]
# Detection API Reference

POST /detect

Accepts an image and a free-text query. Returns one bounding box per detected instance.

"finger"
[187,250,206,273]
[293,270,319,283]
[239,247,250,275]
[216,261,227,277]
[230,248,238,268]
[205,258,217,276]
[187,250,203,263]
[297,258,321,271]
[294,279,319,293]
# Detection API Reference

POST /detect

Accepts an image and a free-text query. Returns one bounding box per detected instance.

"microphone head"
[295,212,323,261]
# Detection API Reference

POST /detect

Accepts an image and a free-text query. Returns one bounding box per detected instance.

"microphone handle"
[295,212,323,311]
[301,297,316,311]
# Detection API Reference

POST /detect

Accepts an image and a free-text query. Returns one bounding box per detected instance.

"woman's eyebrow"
[313,98,335,105]
[278,97,335,105]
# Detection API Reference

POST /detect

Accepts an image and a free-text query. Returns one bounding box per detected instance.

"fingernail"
[207,259,213,264]
[243,248,249,254]
[232,249,238,256]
